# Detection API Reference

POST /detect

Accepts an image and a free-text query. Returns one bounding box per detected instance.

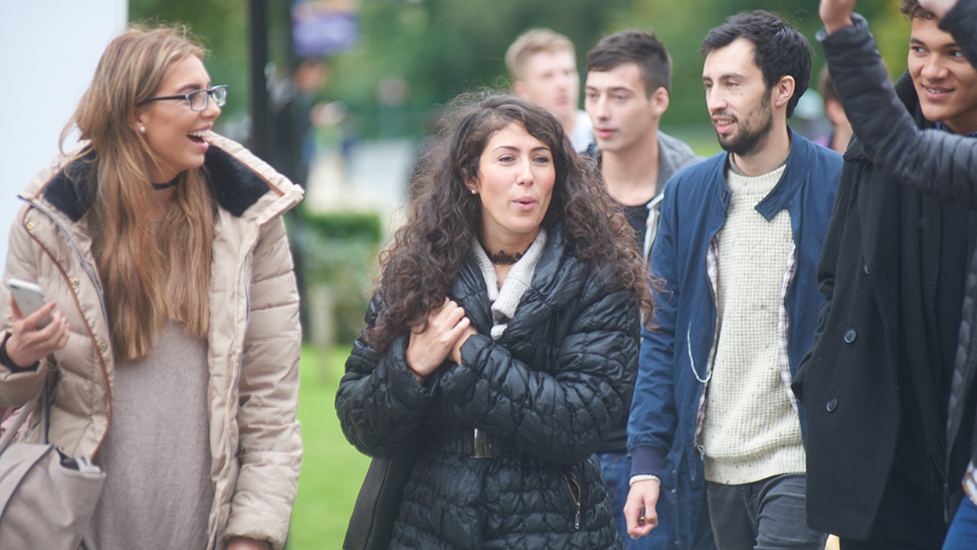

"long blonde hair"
[62,26,215,361]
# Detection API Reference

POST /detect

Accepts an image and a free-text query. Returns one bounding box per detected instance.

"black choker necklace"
[151,176,180,191]
[486,244,531,265]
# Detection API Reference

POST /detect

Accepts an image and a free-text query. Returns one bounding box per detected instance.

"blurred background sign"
[292,0,360,57]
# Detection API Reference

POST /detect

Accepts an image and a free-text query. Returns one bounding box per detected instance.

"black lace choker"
[485,244,532,265]
[151,176,180,190]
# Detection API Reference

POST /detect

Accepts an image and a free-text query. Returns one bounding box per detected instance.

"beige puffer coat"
[0,134,303,550]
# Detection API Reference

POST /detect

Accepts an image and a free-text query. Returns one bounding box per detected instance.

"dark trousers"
[707,473,826,550]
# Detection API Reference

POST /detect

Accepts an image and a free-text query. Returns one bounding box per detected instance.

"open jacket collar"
[19,134,302,225]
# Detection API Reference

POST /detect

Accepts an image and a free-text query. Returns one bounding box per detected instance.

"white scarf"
[472,229,548,340]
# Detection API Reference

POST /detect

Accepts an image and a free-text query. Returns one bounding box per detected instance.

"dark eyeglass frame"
[140,85,227,112]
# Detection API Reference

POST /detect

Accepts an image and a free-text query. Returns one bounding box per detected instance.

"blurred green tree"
[130,0,252,126]
[129,0,914,138]
[606,0,912,128]
[326,0,631,138]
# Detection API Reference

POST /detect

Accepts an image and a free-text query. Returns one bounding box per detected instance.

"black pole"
[249,0,269,161]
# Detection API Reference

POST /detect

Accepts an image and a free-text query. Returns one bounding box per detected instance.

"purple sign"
[293,1,359,56]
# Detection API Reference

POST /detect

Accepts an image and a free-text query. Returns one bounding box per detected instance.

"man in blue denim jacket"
[625,11,841,550]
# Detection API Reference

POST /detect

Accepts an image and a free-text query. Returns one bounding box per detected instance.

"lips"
[513,197,537,210]
[921,84,953,99]
[186,128,212,151]
[711,113,737,134]
[594,127,616,139]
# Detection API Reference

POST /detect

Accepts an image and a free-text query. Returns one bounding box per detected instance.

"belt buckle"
[472,427,494,459]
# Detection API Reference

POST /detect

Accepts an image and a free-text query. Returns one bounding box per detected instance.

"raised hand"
[819,0,858,34]
[5,300,70,369]
[405,298,472,383]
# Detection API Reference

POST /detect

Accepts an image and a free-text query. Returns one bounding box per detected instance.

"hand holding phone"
[7,279,53,329]
[3,278,70,368]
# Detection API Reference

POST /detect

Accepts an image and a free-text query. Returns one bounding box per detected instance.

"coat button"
[26,221,35,230]
[844,329,857,343]
[98,342,108,354]
[826,398,839,412]
[70,278,80,287]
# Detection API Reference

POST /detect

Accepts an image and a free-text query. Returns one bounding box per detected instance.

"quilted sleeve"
[335,297,438,459]
[223,217,302,550]
[0,206,52,406]
[437,280,639,465]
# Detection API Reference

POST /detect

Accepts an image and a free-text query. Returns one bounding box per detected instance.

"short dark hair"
[586,29,672,95]
[900,0,938,20]
[701,10,813,119]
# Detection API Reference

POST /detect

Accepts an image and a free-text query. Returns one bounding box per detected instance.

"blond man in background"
[507,28,594,152]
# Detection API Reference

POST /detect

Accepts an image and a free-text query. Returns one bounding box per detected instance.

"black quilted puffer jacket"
[337,227,636,549]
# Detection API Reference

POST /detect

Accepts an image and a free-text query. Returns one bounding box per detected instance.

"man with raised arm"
[796,1,977,549]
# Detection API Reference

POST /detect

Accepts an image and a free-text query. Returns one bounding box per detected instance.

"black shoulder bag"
[342,435,422,550]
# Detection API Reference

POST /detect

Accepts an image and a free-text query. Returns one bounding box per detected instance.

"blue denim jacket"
[628,129,840,545]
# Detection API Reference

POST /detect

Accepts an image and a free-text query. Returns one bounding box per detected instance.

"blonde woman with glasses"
[0,26,303,550]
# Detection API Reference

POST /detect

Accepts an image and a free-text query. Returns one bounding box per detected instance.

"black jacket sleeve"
[438,284,638,465]
[941,0,977,68]
[819,15,977,208]
[335,296,438,459]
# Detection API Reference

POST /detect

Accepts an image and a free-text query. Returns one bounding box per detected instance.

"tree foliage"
[128,0,915,138]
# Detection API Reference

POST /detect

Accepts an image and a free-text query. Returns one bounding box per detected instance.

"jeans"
[600,452,675,550]
[943,497,977,550]
[707,473,826,550]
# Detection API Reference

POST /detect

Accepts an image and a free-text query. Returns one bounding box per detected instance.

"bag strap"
[0,386,45,453]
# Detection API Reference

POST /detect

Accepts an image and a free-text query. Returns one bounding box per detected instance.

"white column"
[0,0,127,264]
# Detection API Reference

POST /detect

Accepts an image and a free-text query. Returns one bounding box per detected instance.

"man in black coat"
[794,1,977,548]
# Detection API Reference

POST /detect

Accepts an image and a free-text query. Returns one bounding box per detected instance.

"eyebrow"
[910,37,958,49]
[493,145,552,153]
[174,82,209,94]
[703,72,748,82]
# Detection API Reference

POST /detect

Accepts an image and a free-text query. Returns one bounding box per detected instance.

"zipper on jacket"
[234,255,252,391]
[20,198,109,323]
[563,474,582,530]
[20,197,115,458]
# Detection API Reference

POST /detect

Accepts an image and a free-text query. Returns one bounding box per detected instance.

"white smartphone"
[6,278,53,329]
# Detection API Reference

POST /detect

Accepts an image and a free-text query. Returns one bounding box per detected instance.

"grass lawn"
[289,344,371,549]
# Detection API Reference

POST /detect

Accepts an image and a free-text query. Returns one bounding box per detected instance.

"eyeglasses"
[140,85,227,112]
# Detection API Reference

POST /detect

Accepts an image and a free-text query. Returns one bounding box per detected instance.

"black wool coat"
[813,13,977,531]
[337,227,637,549]
[793,71,966,540]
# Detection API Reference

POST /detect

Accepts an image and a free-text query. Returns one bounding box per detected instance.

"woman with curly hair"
[336,94,653,549]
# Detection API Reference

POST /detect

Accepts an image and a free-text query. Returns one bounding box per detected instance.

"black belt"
[427,427,522,458]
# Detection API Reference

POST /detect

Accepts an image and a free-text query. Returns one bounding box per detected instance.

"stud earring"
[139,126,146,134]
[470,189,477,195]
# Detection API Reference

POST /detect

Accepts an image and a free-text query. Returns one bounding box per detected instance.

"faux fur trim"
[40,144,274,222]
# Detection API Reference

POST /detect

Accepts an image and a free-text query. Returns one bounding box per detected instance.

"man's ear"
[650,87,670,117]
[512,80,527,99]
[772,75,795,109]
[825,98,849,127]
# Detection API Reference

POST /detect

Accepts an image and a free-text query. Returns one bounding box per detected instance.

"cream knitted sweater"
[700,162,806,485]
